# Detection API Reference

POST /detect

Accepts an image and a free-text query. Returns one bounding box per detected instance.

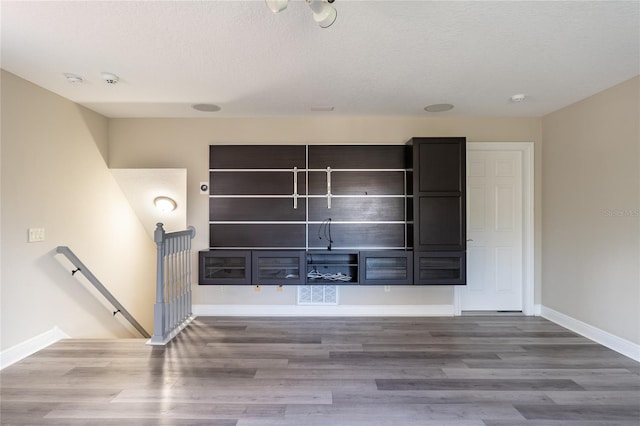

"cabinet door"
[360,251,413,285]
[413,138,464,193]
[414,251,466,285]
[199,250,251,285]
[252,251,306,285]
[415,195,464,250]
[412,137,466,252]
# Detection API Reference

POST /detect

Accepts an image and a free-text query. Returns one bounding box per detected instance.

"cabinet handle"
[467,239,474,242]
[292,167,298,209]
[326,167,332,209]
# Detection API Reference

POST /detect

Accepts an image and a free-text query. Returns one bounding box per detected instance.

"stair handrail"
[55,246,151,338]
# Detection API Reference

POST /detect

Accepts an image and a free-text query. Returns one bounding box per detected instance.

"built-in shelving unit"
[201,139,466,286]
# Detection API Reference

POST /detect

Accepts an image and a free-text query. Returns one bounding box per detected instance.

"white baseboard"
[534,304,542,316]
[540,305,640,362]
[0,327,70,370]
[193,304,455,317]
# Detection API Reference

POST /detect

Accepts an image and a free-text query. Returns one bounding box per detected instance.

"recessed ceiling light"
[424,103,454,112]
[64,73,83,83]
[310,106,334,112]
[510,94,526,102]
[192,103,221,112]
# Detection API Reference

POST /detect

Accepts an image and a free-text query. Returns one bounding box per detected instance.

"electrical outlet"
[28,228,45,243]
[384,285,391,293]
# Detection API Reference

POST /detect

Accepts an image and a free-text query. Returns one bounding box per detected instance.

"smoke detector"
[101,72,119,84]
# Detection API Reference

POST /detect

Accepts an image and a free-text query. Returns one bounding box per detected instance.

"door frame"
[454,142,535,316]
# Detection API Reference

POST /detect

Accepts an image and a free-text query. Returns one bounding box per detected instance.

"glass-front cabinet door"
[251,251,306,285]
[359,251,413,285]
[199,250,252,285]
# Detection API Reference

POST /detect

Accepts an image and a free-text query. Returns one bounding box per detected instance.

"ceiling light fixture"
[510,94,526,102]
[154,196,177,213]
[64,73,84,83]
[101,72,119,84]
[266,0,288,13]
[192,103,221,112]
[424,103,454,112]
[267,0,337,28]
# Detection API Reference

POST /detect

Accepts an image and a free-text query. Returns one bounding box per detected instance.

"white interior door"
[461,149,524,311]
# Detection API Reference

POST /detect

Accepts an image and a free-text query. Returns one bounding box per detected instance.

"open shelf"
[306,251,358,284]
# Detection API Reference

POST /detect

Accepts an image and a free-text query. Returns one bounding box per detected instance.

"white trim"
[0,327,70,370]
[534,304,542,316]
[194,304,454,317]
[455,141,535,316]
[453,287,462,316]
[541,305,640,362]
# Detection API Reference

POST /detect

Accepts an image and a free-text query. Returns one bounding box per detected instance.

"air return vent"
[297,285,338,305]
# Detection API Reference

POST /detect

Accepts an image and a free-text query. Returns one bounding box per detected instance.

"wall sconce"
[154,196,177,212]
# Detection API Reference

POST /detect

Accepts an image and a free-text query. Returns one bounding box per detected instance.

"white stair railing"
[148,223,196,345]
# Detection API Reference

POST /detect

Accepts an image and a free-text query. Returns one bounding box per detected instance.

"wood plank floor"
[1,316,639,425]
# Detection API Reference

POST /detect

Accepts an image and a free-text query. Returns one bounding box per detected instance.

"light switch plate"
[28,228,45,243]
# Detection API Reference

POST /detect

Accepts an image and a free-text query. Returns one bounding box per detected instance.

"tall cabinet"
[411,137,467,284]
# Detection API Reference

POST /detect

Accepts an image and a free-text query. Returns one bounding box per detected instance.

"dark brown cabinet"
[411,137,467,284]
[252,250,306,285]
[199,250,251,285]
[360,251,413,285]
[414,251,466,285]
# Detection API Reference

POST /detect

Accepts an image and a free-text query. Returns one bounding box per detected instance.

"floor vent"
[297,285,338,305]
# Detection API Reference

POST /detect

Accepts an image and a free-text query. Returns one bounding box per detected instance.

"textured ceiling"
[1,1,638,118]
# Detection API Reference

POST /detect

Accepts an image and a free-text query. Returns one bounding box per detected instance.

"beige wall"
[542,76,640,344]
[109,116,542,307]
[0,71,156,350]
